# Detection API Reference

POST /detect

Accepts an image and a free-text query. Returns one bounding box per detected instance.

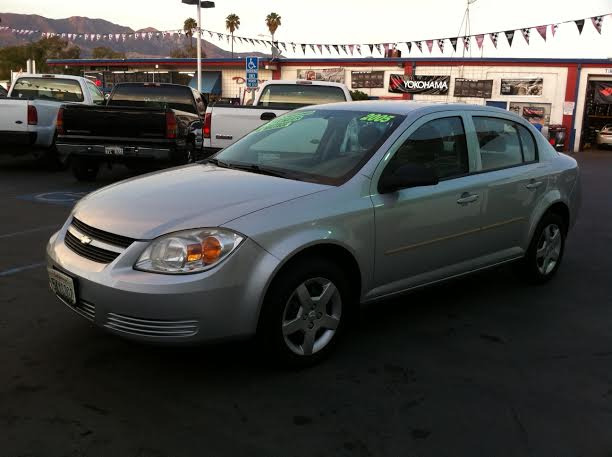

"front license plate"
[48,268,76,305]
[105,146,124,156]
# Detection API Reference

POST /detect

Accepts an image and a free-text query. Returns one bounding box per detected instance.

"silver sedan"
[47,101,581,366]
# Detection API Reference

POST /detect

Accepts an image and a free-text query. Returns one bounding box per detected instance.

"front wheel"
[521,213,566,284]
[258,258,350,367]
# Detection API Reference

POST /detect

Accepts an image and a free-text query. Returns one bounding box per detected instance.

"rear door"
[0,99,28,133]
[466,112,548,259]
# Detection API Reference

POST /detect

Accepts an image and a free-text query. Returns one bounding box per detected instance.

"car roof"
[306,100,512,117]
[264,80,348,89]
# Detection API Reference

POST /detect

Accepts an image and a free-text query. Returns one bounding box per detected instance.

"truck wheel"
[72,158,99,182]
[174,143,195,165]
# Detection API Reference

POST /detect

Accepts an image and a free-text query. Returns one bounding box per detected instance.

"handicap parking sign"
[246,56,259,88]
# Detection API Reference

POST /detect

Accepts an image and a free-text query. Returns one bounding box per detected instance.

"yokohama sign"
[389,74,450,95]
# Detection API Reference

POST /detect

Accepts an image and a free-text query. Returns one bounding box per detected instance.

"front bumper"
[46,224,280,344]
[0,131,37,147]
[57,143,174,162]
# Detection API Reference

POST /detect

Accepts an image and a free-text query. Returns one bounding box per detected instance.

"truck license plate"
[105,146,124,156]
[48,268,76,305]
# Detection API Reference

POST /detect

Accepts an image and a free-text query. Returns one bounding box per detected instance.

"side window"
[86,82,105,105]
[386,116,469,180]
[473,117,523,170]
[517,124,537,162]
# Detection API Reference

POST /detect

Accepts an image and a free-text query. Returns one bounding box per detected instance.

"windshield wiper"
[228,163,294,179]
[205,157,233,169]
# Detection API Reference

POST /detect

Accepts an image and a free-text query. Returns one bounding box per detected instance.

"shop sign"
[297,68,345,83]
[351,71,385,89]
[453,78,493,98]
[500,78,543,96]
[388,74,450,95]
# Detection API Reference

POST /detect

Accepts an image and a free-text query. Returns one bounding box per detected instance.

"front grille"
[104,313,199,338]
[71,217,135,248]
[57,296,96,322]
[65,230,120,263]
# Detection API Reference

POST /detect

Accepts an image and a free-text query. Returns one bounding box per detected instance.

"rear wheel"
[521,212,566,284]
[258,258,350,367]
[72,157,99,182]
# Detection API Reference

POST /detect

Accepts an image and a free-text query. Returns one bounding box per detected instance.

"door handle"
[15,120,23,124]
[260,112,276,121]
[526,180,543,190]
[456,192,479,205]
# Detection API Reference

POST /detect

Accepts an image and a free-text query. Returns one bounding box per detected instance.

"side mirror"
[378,164,439,194]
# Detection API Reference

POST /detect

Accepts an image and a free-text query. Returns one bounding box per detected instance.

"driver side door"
[369,112,485,298]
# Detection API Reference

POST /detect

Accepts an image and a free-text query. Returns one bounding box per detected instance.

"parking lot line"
[0,224,59,240]
[0,262,46,278]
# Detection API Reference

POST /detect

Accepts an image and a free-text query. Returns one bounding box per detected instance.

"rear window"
[108,84,196,114]
[258,84,346,108]
[11,77,84,102]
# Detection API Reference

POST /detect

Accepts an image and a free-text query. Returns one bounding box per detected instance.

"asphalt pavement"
[1,151,611,457]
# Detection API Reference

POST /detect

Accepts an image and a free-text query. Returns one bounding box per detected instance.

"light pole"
[182,0,215,93]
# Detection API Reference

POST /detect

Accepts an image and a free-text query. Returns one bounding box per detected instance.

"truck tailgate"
[0,99,28,133]
[62,105,167,141]
[209,106,289,149]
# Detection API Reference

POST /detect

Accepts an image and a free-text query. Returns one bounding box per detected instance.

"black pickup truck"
[56,82,207,181]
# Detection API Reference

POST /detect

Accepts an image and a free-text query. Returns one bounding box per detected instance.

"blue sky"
[2,0,611,58]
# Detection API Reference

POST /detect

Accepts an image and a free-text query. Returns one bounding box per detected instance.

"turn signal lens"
[202,236,222,264]
[187,244,202,262]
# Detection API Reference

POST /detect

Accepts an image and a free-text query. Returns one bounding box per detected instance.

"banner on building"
[388,74,450,95]
[351,71,385,89]
[593,82,612,104]
[297,68,345,83]
[453,78,493,98]
[522,106,545,119]
[500,78,543,96]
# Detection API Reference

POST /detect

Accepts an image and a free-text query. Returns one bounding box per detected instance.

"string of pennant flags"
[0,12,609,57]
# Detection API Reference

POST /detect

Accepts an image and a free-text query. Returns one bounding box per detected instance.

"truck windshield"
[108,85,197,114]
[258,84,347,108]
[11,77,84,102]
[215,109,405,185]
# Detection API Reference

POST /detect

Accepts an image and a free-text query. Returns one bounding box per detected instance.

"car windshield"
[214,109,405,185]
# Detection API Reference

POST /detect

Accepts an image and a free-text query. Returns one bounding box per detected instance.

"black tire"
[72,158,99,182]
[258,257,352,368]
[520,212,567,284]
[174,142,195,165]
[43,144,69,171]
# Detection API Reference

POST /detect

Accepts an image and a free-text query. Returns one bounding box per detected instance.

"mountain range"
[0,13,268,59]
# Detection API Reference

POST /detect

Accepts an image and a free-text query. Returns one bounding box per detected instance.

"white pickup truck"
[202,80,352,154]
[0,74,103,158]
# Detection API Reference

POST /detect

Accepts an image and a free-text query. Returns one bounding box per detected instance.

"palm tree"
[183,17,197,50]
[265,12,282,57]
[225,14,240,58]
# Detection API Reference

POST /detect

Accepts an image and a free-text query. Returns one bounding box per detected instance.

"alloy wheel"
[536,223,562,276]
[281,277,342,356]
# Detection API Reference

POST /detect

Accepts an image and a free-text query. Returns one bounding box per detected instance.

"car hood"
[73,164,329,239]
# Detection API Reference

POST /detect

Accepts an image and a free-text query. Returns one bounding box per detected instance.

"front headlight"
[134,228,244,274]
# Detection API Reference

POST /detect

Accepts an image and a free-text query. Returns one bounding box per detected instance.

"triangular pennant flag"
[291,42,297,53]
[355,44,362,55]
[450,37,458,51]
[226,35,230,43]
[463,36,470,51]
[551,24,558,36]
[505,30,515,47]
[489,32,498,48]
[347,44,354,55]
[405,41,412,53]
[383,43,390,55]
[217,33,223,40]
[437,39,445,53]
[281,42,287,51]
[374,44,382,55]
[310,44,316,54]
[368,44,374,54]
[340,45,348,54]
[536,25,547,41]
[415,41,422,52]
[521,28,530,44]
[476,34,484,49]
[301,43,307,54]
[317,44,323,54]
[575,19,585,34]
[426,40,434,53]
[324,44,331,54]
[208,31,213,38]
[332,44,340,54]
[592,16,604,34]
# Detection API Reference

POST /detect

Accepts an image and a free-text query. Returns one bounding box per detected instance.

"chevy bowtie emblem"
[80,235,92,245]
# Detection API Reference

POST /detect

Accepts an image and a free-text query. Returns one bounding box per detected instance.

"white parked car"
[0,74,103,161]
[596,124,612,148]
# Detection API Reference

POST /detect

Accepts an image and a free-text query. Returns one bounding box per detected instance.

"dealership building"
[47,56,612,152]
